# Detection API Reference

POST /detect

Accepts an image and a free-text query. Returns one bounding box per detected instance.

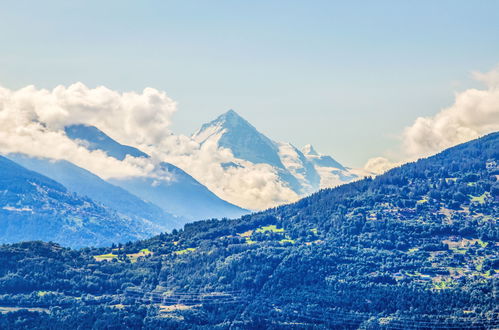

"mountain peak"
[65,124,148,160]
[213,109,253,129]
[193,110,285,169]
[223,109,239,117]
[302,144,319,156]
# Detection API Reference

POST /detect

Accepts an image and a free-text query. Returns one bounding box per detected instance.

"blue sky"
[1,1,498,167]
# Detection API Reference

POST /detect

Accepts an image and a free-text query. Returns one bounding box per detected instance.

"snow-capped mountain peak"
[302,144,319,156]
[193,110,359,196]
[193,110,284,169]
[302,144,347,171]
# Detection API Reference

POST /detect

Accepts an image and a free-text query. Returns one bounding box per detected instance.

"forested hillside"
[0,156,162,248]
[0,132,497,329]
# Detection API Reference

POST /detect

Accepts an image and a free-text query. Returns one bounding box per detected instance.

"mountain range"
[0,124,249,247]
[0,110,359,247]
[65,124,247,221]
[0,132,496,328]
[0,155,161,247]
[193,110,358,195]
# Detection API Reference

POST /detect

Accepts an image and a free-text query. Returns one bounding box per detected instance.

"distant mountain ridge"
[65,124,248,221]
[0,123,250,248]
[193,110,357,195]
[0,155,161,248]
[65,125,148,160]
[7,153,182,230]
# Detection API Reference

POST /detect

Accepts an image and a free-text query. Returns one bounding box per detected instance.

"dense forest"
[0,132,497,329]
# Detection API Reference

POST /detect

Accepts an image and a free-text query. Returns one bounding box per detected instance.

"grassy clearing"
[238,230,253,237]
[256,225,284,233]
[450,248,467,254]
[443,238,488,253]
[237,230,256,244]
[405,271,431,279]
[0,306,50,314]
[433,277,456,290]
[159,304,195,313]
[475,239,488,248]
[279,238,295,244]
[94,253,117,261]
[175,248,196,255]
[110,304,126,309]
[470,192,488,204]
[127,249,153,263]
[378,317,394,325]
[95,249,153,263]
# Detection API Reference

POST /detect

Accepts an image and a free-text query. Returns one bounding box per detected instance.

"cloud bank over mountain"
[364,65,499,174]
[0,83,297,210]
[3,64,498,208]
[0,84,156,179]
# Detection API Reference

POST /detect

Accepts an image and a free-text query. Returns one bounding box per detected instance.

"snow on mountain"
[276,142,321,194]
[301,144,359,188]
[193,110,284,169]
[302,144,346,170]
[193,110,357,196]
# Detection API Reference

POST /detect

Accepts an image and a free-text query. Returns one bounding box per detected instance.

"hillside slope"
[67,124,248,221]
[0,156,162,248]
[0,132,497,328]
[7,153,182,230]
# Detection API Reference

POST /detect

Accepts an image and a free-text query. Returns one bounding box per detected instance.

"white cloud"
[9,82,177,147]
[363,65,499,175]
[0,82,297,210]
[472,65,499,88]
[403,71,499,158]
[152,135,299,210]
[363,157,400,175]
[0,84,157,179]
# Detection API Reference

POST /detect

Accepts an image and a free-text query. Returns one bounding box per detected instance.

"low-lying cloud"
[7,82,177,147]
[0,82,297,210]
[147,134,299,210]
[6,65,497,209]
[364,65,499,174]
[403,71,499,157]
[0,84,156,179]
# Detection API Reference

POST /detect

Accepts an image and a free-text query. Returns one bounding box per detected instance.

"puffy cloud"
[152,134,299,210]
[363,65,499,175]
[363,157,401,175]
[0,84,156,179]
[472,65,499,88]
[7,82,177,147]
[403,72,499,158]
[0,82,297,210]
